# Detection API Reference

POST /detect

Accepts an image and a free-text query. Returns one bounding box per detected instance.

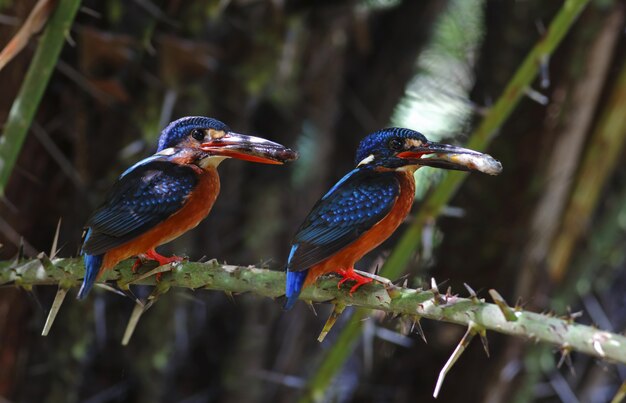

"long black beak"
[201,132,298,164]
[398,142,502,175]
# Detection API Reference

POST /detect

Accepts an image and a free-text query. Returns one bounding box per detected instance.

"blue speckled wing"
[287,167,400,272]
[82,158,198,255]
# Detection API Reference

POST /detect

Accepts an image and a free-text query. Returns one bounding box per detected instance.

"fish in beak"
[398,142,502,175]
[201,132,298,164]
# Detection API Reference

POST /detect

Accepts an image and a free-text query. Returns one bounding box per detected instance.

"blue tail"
[78,253,103,300]
[284,270,307,310]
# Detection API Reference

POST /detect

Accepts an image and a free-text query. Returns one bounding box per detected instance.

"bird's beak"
[398,142,502,175]
[200,132,298,164]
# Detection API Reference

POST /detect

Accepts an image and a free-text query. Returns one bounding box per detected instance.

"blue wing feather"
[82,159,198,256]
[286,167,400,272]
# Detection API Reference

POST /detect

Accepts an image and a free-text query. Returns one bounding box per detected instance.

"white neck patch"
[157,147,176,156]
[357,154,375,167]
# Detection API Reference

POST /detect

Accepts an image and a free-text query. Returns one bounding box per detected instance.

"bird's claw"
[144,249,184,267]
[337,268,373,295]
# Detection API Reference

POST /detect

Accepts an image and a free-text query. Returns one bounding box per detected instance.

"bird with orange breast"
[79,116,297,299]
[283,127,501,309]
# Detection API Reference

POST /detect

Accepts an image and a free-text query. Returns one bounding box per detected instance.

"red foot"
[336,268,373,294]
[144,249,183,266]
[131,249,184,282]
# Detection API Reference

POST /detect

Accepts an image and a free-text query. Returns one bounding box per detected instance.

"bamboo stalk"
[0,0,82,195]
[548,60,626,282]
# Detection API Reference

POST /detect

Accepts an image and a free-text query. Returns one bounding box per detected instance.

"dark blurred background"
[1,0,626,402]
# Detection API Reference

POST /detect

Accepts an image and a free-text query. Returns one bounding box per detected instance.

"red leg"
[144,248,183,266]
[131,257,144,273]
[336,268,373,294]
[144,249,183,281]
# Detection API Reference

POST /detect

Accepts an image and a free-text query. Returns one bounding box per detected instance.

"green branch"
[2,257,625,364]
[0,0,82,195]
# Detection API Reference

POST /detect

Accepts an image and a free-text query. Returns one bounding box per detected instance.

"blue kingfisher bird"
[79,116,297,299]
[283,127,501,309]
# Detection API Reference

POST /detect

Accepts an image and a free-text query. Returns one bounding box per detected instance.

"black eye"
[388,138,404,151]
[191,129,204,141]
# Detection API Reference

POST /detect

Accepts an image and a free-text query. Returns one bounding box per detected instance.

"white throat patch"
[199,155,228,168]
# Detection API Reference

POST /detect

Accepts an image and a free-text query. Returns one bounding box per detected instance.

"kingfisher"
[78,116,297,299]
[284,127,501,309]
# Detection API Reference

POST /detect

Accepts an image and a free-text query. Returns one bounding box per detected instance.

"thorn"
[433,323,478,398]
[305,301,317,316]
[50,218,62,259]
[478,328,489,358]
[37,252,55,271]
[514,296,524,311]
[121,294,158,346]
[411,316,427,344]
[122,300,145,346]
[488,289,518,322]
[121,284,163,346]
[353,269,393,286]
[563,306,583,324]
[430,278,445,305]
[463,283,479,304]
[318,304,346,343]
[97,283,131,297]
[392,274,410,286]
[224,291,236,305]
[557,344,575,376]
[41,287,67,336]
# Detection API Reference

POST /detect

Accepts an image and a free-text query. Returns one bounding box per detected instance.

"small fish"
[435,152,503,175]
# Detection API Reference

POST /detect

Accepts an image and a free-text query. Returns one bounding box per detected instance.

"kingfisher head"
[355,127,502,175]
[157,116,298,166]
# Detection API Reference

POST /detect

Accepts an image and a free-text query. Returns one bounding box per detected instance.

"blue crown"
[157,116,230,152]
[355,127,425,165]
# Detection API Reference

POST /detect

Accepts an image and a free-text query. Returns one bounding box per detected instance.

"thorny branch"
[2,256,626,367]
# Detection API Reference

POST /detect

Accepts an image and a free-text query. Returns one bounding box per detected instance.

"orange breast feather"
[304,170,415,286]
[101,166,220,272]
